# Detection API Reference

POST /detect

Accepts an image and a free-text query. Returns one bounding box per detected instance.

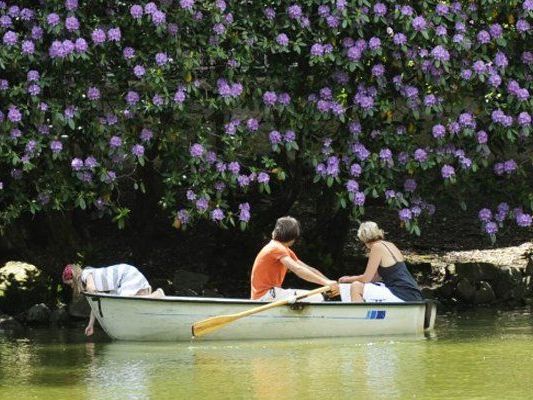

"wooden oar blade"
[192,314,239,337]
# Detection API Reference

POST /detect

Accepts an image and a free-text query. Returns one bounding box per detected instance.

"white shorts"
[339,282,404,303]
[258,287,325,302]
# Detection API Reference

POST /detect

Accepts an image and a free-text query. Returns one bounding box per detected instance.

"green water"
[1,308,532,400]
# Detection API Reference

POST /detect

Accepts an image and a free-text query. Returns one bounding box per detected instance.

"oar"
[192,285,332,338]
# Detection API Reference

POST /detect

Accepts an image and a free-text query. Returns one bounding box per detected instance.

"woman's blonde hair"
[357,221,385,243]
[70,264,84,296]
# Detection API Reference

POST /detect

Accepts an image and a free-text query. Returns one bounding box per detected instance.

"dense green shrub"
[0,0,531,241]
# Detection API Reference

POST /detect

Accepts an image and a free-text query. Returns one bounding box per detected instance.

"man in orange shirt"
[250,216,339,301]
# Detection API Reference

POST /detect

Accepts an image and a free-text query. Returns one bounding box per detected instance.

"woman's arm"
[340,247,382,284]
[85,310,96,336]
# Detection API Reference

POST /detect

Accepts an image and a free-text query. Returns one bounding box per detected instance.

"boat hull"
[85,293,437,341]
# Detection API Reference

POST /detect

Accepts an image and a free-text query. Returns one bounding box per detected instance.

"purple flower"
[412,16,427,31]
[155,52,168,66]
[75,38,88,53]
[404,179,417,192]
[473,60,486,74]
[196,197,209,212]
[431,45,450,62]
[477,30,491,44]
[517,112,531,126]
[372,64,385,77]
[177,209,190,225]
[494,52,508,69]
[269,130,282,145]
[399,208,413,221]
[91,29,106,44]
[131,144,145,157]
[174,90,186,104]
[401,5,414,16]
[257,172,270,184]
[21,40,35,54]
[393,33,407,46]
[71,158,83,171]
[488,74,502,87]
[228,161,240,175]
[87,87,101,101]
[213,23,225,35]
[441,165,455,179]
[0,15,12,28]
[47,13,60,26]
[179,0,195,10]
[239,203,251,222]
[373,3,387,16]
[3,30,17,46]
[237,175,250,187]
[84,156,98,170]
[123,47,136,59]
[125,91,140,105]
[368,37,381,50]
[353,192,366,206]
[27,71,41,83]
[432,124,446,139]
[276,33,289,46]
[287,4,302,19]
[133,65,146,78]
[190,143,204,158]
[108,137,121,151]
[247,118,259,131]
[379,148,393,163]
[65,16,79,31]
[152,94,164,106]
[516,19,531,33]
[140,128,153,142]
[65,0,79,11]
[489,24,503,38]
[476,130,488,144]
[346,180,359,193]
[310,43,324,56]
[485,221,498,235]
[28,83,40,96]
[264,7,275,20]
[278,93,291,106]
[263,91,277,106]
[284,130,296,142]
[516,213,532,227]
[107,28,121,42]
[211,208,225,222]
[7,106,22,123]
[50,141,63,153]
[130,5,144,18]
[347,46,362,61]
[350,163,362,177]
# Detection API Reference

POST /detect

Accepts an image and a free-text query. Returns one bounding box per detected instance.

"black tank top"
[377,242,423,301]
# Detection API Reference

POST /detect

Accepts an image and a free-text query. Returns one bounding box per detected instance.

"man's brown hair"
[272,216,301,242]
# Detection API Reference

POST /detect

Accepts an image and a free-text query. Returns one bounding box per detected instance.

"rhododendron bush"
[0,0,531,241]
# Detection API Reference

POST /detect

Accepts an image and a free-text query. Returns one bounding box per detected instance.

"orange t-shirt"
[250,240,299,299]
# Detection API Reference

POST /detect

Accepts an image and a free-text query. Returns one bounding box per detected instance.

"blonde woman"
[339,222,423,303]
[62,263,164,336]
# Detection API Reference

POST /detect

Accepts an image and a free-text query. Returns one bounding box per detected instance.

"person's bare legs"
[350,281,364,303]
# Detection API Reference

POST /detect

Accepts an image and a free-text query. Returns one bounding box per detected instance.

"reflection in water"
[0,308,532,400]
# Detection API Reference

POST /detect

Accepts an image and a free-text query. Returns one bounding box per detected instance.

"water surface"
[1,308,532,400]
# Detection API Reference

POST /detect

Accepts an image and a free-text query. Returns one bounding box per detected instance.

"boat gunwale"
[84,292,436,307]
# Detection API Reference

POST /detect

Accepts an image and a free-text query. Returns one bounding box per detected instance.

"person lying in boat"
[338,221,423,303]
[62,263,164,336]
[250,216,339,302]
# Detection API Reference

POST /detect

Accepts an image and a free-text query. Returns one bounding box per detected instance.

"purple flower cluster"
[217,79,243,98]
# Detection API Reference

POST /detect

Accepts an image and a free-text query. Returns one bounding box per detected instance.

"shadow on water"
[1,308,532,400]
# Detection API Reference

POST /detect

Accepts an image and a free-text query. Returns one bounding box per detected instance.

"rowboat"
[85,292,437,341]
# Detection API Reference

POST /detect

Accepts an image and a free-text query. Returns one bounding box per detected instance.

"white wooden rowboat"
[85,293,437,341]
